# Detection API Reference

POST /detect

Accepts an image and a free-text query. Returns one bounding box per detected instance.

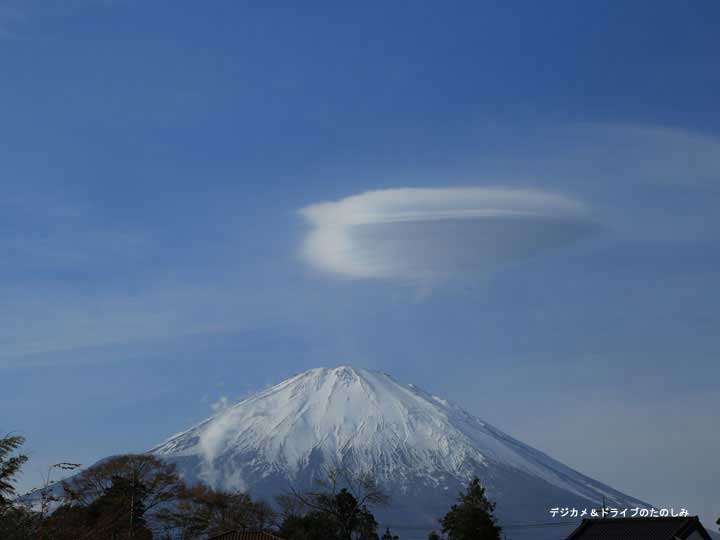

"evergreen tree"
[332,488,379,540]
[0,435,37,540]
[440,477,501,540]
[87,474,153,538]
[281,465,387,540]
[0,504,40,540]
[41,475,154,540]
[279,487,381,540]
[0,435,28,506]
[50,454,184,539]
[382,527,399,540]
[280,511,336,540]
[353,505,379,540]
[38,503,89,540]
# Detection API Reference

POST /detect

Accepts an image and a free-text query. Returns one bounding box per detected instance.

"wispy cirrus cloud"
[5,122,718,364]
[0,2,24,39]
[0,0,126,39]
[560,123,720,188]
[0,190,299,365]
[299,187,595,283]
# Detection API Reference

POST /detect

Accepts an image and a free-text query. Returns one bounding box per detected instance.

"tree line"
[1,433,507,540]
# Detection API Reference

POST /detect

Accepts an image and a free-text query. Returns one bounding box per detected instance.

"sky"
[1,0,719,530]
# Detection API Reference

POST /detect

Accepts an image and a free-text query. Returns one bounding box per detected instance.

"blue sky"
[1,0,719,529]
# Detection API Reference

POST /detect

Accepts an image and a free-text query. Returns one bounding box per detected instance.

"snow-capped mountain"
[150,366,647,539]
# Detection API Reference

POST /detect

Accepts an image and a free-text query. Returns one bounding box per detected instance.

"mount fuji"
[149,366,647,539]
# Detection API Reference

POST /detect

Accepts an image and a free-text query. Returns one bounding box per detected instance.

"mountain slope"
[150,366,648,539]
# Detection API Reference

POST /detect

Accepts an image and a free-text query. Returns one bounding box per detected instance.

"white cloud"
[0,279,302,364]
[563,123,720,187]
[299,187,595,282]
[211,396,230,412]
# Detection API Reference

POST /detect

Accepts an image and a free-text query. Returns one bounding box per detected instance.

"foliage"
[440,477,501,540]
[381,527,399,540]
[0,434,29,505]
[0,435,37,540]
[0,503,40,540]
[279,489,379,540]
[19,452,280,540]
[280,464,388,540]
[41,454,184,539]
[279,511,332,540]
[157,483,275,540]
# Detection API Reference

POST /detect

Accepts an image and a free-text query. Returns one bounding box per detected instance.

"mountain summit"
[150,366,646,539]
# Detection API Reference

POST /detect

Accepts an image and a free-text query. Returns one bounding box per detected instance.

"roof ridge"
[564,515,711,540]
[208,530,288,540]
[584,517,694,522]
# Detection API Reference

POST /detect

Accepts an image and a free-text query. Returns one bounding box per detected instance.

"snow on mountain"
[150,366,648,539]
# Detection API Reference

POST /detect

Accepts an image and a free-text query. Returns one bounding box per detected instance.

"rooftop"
[566,517,712,540]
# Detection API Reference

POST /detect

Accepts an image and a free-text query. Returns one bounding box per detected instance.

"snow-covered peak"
[150,366,644,508]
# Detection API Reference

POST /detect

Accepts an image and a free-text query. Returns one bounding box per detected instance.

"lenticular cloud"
[299,187,594,282]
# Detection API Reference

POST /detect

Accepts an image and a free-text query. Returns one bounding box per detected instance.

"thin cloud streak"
[0,280,308,364]
[0,2,24,39]
[4,123,718,365]
[569,123,720,188]
[0,0,126,39]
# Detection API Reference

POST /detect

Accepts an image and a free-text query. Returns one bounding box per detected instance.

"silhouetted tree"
[0,435,28,506]
[48,454,184,539]
[440,477,500,540]
[41,476,155,540]
[0,504,40,540]
[276,492,307,521]
[279,490,379,540]
[282,465,387,540]
[381,526,399,540]
[38,503,89,540]
[279,511,333,540]
[0,435,38,540]
[157,484,275,540]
